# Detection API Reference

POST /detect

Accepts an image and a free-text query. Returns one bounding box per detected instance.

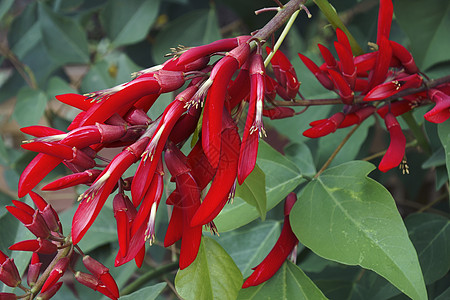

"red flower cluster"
[299,0,450,172]
[2,192,119,299]
[17,35,299,273]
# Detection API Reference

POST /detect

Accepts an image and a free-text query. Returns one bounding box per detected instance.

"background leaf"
[12,87,47,127]
[290,161,427,300]
[60,205,117,253]
[214,141,303,232]
[152,8,222,64]
[38,2,89,65]
[175,237,243,300]
[212,220,281,278]
[405,213,450,284]
[395,0,450,70]
[100,0,161,47]
[237,261,327,300]
[235,164,267,221]
[120,283,167,300]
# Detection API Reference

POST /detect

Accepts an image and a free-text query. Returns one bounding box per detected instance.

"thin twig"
[315,123,361,178]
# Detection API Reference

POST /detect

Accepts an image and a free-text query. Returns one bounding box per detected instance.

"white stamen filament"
[142,124,166,162]
[144,202,158,245]
[78,171,111,202]
[185,78,213,109]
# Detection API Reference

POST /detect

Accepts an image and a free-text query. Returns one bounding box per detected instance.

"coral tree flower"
[242,193,299,288]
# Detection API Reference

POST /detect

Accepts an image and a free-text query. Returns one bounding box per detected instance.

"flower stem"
[315,123,361,178]
[264,9,301,67]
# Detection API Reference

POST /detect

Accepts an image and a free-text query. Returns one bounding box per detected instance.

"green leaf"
[405,213,450,284]
[237,261,327,300]
[214,141,303,232]
[290,161,427,300]
[100,0,161,47]
[438,121,450,184]
[0,136,9,166]
[436,286,450,300]
[395,0,450,70]
[152,8,222,64]
[284,142,316,178]
[422,147,445,168]
[120,283,167,300]
[46,76,77,98]
[235,164,267,221]
[0,0,13,20]
[175,237,243,300]
[38,2,89,65]
[212,221,281,278]
[81,60,115,93]
[60,205,117,253]
[12,87,47,127]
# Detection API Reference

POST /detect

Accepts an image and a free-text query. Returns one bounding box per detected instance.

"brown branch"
[273,74,450,107]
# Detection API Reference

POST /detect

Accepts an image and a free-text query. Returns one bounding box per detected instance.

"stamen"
[399,158,409,175]
[185,78,213,109]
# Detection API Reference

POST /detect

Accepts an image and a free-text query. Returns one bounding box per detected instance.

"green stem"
[315,123,361,178]
[120,261,179,296]
[264,9,301,67]
[313,0,364,55]
[401,111,431,155]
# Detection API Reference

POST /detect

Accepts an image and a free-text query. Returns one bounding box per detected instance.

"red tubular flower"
[379,112,406,172]
[376,0,394,45]
[364,74,423,101]
[36,281,63,300]
[131,160,164,242]
[377,100,414,118]
[20,125,65,138]
[6,204,51,239]
[75,272,117,300]
[424,89,450,123]
[29,191,62,233]
[42,169,102,191]
[18,154,63,198]
[318,44,338,70]
[202,42,249,169]
[83,255,119,299]
[176,36,249,66]
[336,28,352,55]
[164,199,183,247]
[72,137,149,244]
[9,238,57,255]
[132,85,198,203]
[367,36,392,91]
[334,41,356,89]
[263,107,295,120]
[113,193,132,257]
[191,112,240,226]
[328,70,354,104]
[298,53,334,90]
[389,41,419,74]
[242,193,298,288]
[21,142,96,170]
[0,250,21,288]
[27,253,41,287]
[0,293,17,300]
[303,112,345,138]
[41,257,69,293]
[164,145,202,269]
[55,93,93,111]
[238,51,265,184]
